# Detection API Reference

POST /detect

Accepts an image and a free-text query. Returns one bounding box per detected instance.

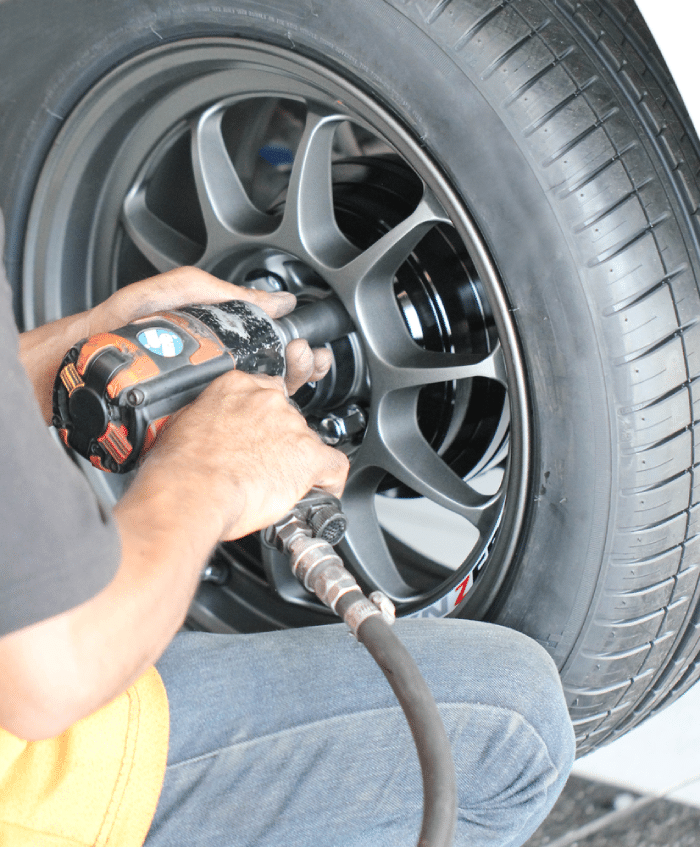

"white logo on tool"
[138,328,184,357]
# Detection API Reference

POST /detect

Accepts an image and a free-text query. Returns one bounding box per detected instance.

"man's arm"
[1,269,347,741]
[0,368,348,741]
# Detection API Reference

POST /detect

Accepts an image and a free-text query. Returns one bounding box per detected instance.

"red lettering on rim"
[454,575,471,607]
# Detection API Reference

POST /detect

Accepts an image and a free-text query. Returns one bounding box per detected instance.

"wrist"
[116,459,229,559]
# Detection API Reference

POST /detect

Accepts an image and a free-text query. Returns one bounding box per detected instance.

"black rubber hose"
[356,613,457,847]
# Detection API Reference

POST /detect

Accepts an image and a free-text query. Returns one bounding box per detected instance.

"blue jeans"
[145,619,575,847]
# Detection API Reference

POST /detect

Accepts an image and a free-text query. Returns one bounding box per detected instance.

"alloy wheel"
[24,40,531,630]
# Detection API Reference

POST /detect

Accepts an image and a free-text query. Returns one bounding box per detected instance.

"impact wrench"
[52,297,458,847]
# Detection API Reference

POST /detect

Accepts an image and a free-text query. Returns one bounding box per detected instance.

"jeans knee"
[392,618,575,840]
[486,626,576,783]
[447,699,573,846]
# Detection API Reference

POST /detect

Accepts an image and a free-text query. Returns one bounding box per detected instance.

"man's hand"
[19,266,331,421]
[122,369,349,542]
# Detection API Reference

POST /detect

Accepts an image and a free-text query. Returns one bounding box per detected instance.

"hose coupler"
[265,489,395,636]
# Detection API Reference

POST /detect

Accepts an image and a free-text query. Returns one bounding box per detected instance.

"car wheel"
[3,0,700,755]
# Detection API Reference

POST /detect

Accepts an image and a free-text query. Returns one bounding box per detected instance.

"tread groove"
[617,576,677,597]
[586,212,671,266]
[503,45,577,108]
[556,142,638,197]
[621,382,691,416]
[425,0,453,24]
[615,319,697,365]
[481,19,552,81]
[619,508,688,535]
[523,75,598,137]
[612,541,688,565]
[600,609,669,629]
[621,466,690,498]
[454,1,509,51]
[603,266,688,315]
[582,642,651,661]
[627,428,692,459]
[574,177,653,232]
[542,106,620,168]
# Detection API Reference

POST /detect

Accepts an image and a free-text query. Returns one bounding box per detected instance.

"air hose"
[355,614,457,847]
[266,490,457,847]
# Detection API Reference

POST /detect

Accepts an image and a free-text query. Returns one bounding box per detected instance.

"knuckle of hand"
[207,370,242,396]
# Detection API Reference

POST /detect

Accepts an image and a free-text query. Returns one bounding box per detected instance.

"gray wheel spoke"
[191,104,277,251]
[339,468,424,603]
[330,189,450,309]
[375,341,508,392]
[358,390,502,527]
[279,109,359,266]
[229,98,280,188]
[122,185,202,271]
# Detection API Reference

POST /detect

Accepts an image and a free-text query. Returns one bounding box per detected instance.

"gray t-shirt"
[0,212,120,637]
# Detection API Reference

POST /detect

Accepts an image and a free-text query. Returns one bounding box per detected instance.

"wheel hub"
[229,248,370,426]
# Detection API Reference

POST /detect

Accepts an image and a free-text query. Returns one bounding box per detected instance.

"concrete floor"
[524,775,700,847]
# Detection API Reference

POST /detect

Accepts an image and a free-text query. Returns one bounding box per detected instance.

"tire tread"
[405,0,700,752]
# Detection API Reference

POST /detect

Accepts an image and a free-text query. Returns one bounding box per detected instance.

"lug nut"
[243,270,286,292]
[318,404,366,446]
[200,562,229,585]
[318,416,344,446]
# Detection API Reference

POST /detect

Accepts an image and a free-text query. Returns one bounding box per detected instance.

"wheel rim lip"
[23,36,531,622]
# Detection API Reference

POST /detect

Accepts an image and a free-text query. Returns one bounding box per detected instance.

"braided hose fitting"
[286,533,394,635]
[265,488,395,635]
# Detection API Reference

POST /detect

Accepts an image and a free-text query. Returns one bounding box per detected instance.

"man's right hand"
[130,368,349,541]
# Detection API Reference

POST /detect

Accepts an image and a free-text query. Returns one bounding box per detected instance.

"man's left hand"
[19,266,331,421]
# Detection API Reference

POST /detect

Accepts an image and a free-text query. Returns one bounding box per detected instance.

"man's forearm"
[86,466,227,705]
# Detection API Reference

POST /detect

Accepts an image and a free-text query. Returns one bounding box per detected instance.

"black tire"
[2,0,700,756]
